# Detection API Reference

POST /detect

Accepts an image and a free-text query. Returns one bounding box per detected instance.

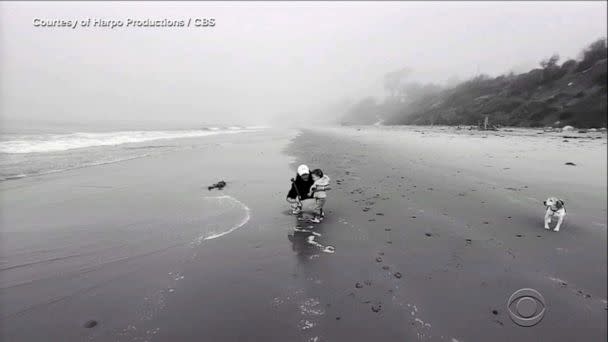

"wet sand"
[1,126,606,341]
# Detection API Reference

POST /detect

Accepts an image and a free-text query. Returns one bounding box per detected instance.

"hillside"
[342,39,608,128]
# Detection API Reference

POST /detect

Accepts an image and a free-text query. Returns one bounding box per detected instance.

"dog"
[543,197,566,231]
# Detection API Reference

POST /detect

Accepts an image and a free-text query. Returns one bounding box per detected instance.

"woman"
[286,164,315,215]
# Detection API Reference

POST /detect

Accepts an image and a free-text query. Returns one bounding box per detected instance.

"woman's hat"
[297,164,310,176]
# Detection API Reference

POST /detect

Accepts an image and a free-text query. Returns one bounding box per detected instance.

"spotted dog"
[543,197,566,232]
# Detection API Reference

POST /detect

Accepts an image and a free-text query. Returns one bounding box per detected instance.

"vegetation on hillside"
[341,38,607,128]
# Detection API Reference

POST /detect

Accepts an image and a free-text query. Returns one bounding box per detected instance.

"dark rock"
[425,233,432,237]
[376,257,383,262]
[355,282,363,289]
[371,304,382,313]
[492,310,498,315]
[394,272,402,279]
[565,162,576,166]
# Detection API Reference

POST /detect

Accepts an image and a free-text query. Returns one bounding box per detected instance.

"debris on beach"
[208,180,227,190]
[355,282,363,289]
[565,162,576,166]
[394,272,403,279]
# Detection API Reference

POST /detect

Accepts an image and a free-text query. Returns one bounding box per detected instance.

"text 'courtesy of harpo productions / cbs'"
[32,18,216,29]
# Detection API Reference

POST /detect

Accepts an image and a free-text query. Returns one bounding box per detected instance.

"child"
[308,169,330,223]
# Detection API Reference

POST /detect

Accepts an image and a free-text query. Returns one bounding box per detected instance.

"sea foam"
[0,127,261,154]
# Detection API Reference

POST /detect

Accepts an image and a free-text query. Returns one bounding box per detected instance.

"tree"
[383,68,411,99]
[540,54,564,84]
[398,82,442,102]
[540,54,560,69]
[577,37,607,71]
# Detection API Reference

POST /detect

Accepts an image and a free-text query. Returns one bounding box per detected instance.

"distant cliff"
[342,39,607,128]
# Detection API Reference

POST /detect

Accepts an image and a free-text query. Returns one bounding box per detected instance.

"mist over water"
[1,2,606,129]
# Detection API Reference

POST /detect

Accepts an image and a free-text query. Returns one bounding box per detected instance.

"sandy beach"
[1,126,606,342]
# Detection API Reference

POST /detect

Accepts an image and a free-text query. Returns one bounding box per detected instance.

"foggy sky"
[1,1,606,129]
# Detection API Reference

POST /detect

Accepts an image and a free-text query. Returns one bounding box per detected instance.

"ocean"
[0,126,264,181]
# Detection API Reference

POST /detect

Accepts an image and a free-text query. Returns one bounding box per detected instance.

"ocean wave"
[0,128,260,154]
[194,195,251,244]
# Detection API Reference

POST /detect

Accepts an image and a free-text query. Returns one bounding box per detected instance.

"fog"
[1,1,606,130]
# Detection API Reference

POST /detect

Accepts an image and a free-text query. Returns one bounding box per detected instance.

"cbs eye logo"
[507,288,546,327]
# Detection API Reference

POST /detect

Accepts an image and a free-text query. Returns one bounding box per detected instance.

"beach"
[1,126,606,342]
